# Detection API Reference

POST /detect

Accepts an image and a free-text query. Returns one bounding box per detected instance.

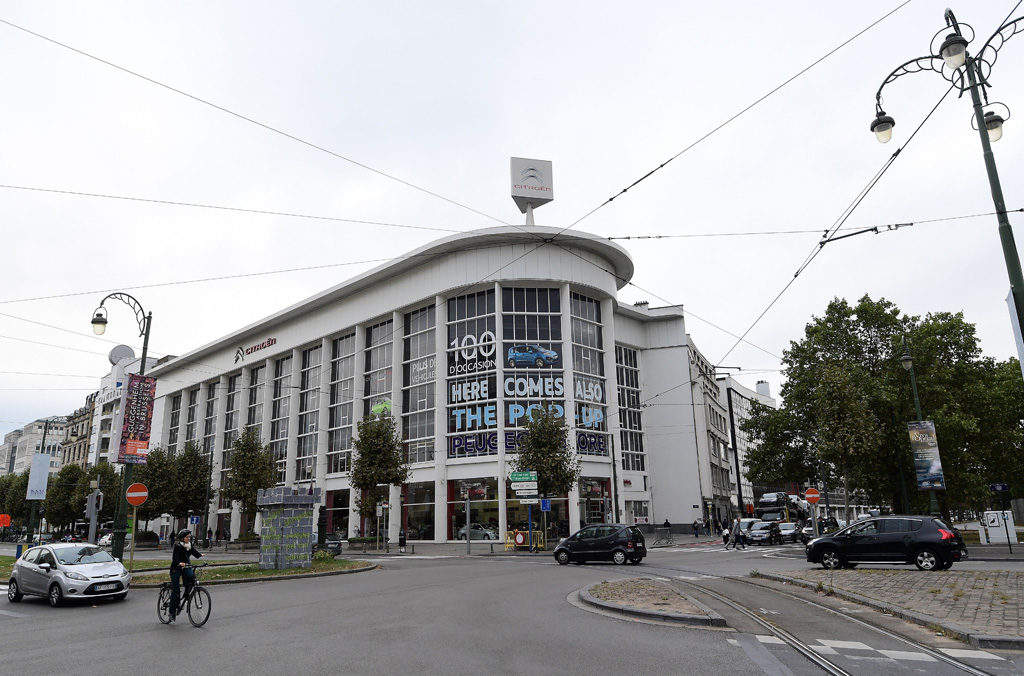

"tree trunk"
[842,466,851,525]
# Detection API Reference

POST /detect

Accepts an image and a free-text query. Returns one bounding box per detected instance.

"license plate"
[95,583,117,591]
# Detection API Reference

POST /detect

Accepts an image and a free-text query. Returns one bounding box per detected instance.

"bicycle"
[157,562,211,627]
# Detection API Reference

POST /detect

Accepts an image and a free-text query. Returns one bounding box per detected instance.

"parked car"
[746,521,779,545]
[553,523,646,565]
[97,533,112,547]
[31,534,55,546]
[800,518,843,544]
[7,543,132,606]
[777,522,801,543]
[507,344,559,368]
[805,516,967,571]
[315,532,344,555]
[457,524,498,540]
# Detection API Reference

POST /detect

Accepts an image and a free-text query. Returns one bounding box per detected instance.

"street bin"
[15,544,24,558]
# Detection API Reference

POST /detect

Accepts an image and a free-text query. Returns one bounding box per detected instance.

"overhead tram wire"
[0,19,509,229]
[0,184,468,236]
[554,1,913,237]
[715,86,956,367]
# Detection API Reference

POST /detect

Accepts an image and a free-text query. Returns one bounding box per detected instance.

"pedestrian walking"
[725,517,746,550]
[215,529,221,543]
[692,519,700,537]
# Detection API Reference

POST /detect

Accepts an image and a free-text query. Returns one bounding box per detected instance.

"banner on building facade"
[26,453,51,500]
[908,420,946,491]
[116,374,157,464]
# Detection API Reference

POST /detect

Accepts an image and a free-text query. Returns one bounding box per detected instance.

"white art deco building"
[149,227,736,542]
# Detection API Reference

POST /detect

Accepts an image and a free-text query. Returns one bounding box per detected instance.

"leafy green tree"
[132,448,176,525]
[219,429,276,531]
[4,472,30,524]
[743,295,1024,516]
[44,463,85,532]
[170,441,215,521]
[508,402,580,498]
[73,463,120,525]
[350,414,409,520]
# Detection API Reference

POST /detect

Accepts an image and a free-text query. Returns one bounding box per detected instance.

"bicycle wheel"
[157,586,173,624]
[187,587,211,627]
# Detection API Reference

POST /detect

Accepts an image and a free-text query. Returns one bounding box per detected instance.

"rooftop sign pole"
[510,158,553,225]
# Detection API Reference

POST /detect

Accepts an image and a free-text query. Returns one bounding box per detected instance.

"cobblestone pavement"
[775,568,1022,639]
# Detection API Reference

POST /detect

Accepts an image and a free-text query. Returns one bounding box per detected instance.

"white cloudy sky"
[2,1,1024,441]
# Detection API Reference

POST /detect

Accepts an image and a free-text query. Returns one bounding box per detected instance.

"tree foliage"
[44,463,85,531]
[219,429,276,528]
[132,448,176,523]
[350,414,409,518]
[72,463,119,524]
[508,402,580,498]
[169,441,216,520]
[742,295,1024,516]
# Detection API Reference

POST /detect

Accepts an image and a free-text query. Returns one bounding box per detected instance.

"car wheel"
[555,550,570,565]
[7,579,23,602]
[628,557,642,565]
[48,584,64,608]
[484,534,490,540]
[819,547,842,570]
[914,548,941,571]
[612,550,627,565]
[535,358,545,367]
[508,359,516,368]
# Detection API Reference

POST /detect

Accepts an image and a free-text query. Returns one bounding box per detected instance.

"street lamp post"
[91,292,152,561]
[872,9,1024,360]
[900,337,942,518]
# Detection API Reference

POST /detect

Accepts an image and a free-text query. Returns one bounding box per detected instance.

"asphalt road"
[2,543,1023,676]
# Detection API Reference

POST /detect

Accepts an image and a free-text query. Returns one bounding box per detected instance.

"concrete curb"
[579,580,726,627]
[131,561,378,588]
[757,572,1024,651]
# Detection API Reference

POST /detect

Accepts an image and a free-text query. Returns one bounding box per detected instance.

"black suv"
[806,516,967,571]
[553,524,646,565]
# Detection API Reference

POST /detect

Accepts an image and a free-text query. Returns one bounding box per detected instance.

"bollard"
[16,544,24,558]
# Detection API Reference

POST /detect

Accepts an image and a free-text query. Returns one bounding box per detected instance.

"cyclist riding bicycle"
[169,529,204,622]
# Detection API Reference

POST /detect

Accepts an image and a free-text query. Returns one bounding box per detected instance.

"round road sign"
[804,488,820,504]
[126,483,149,507]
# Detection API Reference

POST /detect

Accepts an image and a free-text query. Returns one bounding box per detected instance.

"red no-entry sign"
[126,483,149,507]
[804,488,820,504]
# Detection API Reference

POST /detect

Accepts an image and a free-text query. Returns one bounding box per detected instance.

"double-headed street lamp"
[91,292,152,561]
[872,9,1024,355]
[900,337,941,518]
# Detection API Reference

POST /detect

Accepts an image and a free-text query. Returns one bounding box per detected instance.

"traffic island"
[580,577,725,627]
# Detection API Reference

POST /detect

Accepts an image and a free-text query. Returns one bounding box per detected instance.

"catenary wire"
[715,85,956,366]
[0,19,510,229]
[556,1,913,235]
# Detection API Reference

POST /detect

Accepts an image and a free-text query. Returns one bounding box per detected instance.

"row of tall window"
[161,287,646,488]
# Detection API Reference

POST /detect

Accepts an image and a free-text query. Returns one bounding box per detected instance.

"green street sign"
[510,471,537,481]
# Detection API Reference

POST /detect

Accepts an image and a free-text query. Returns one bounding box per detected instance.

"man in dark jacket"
[169,529,203,621]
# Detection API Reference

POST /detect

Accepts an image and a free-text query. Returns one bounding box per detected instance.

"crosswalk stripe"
[878,650,935,661]
[939,648,1005,661]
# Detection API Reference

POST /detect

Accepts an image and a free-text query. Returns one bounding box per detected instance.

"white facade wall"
[718,376,778,514]
[147,227,720,541]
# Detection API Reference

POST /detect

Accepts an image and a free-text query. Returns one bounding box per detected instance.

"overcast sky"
[3,2,1024,441]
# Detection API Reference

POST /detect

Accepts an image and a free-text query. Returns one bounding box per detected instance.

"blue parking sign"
[540,499,551,512]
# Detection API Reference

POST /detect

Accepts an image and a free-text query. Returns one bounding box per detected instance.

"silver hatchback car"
[7,543,132,607]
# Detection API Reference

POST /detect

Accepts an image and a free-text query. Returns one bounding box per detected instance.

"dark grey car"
[8,543,132,606]
[806,516,967,571]
[553,524,646,565]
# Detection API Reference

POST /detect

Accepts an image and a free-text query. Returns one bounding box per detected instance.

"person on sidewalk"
[692,519,700,538]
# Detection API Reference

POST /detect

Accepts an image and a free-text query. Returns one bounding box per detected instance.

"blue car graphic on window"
[507,345,559,368]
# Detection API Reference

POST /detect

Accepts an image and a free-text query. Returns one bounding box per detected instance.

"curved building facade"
[150,227,718,543]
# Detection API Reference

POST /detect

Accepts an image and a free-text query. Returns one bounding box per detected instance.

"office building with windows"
[149,227,741,542]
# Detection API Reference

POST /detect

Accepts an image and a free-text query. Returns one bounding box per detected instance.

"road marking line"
[0,609,30,618]
[878,650,936,662]
[818,639,873,650]
[756,635,785,644]
[810,645,839,655]
[939,648,1005,660]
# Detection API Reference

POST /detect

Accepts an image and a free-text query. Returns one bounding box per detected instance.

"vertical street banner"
[908,420,946,491]
[27,453,51,500]
[117,374,157,464]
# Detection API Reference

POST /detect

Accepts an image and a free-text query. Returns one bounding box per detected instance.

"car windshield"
[751,523,771,531]
[780,524,797,531]
[55,546,115,565]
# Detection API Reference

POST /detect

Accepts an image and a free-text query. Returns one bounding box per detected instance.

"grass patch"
[130,557,364,583]
[0,555,15,580]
